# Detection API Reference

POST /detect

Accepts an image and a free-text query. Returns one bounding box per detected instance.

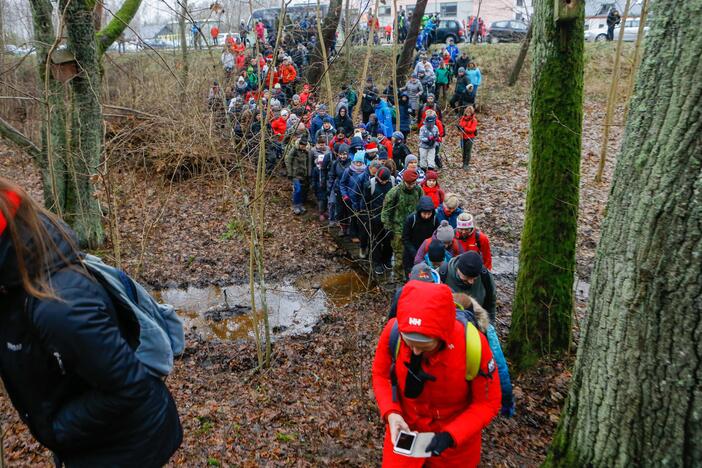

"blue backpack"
[83,255,185,378]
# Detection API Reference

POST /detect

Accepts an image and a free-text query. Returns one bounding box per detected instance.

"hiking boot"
[462,163,469,169]
[293,206,302,215]
[338,226,346,237]
[384,261,393,270]
[300,206,307,213]
[359,247,367,259]
[373,264,385,275]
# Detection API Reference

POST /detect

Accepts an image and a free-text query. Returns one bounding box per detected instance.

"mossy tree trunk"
[19,0,142,247]
[396,0,427,81]
[61,0,104,248]
[506,0,584,369]
[546,1,702,465]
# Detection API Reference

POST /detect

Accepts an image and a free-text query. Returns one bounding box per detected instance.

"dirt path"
[0,82,620,465]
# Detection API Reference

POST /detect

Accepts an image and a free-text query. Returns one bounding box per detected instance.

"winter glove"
[425,432,454,456]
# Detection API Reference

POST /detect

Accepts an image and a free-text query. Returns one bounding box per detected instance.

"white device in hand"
[393,431,435,458]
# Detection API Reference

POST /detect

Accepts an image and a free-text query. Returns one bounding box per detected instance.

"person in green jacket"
[381,169,424,276]
[343,84,358,116]
[435,61,451,106]
[285,135,311,214]
[441,251,497,322]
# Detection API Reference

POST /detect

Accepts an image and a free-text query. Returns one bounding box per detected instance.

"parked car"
[143,38,173,49]
[486,20,529,43]
[584,18,648,42]
[435,19,465,43]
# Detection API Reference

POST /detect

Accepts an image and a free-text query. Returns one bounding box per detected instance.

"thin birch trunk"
[595,0,631,183]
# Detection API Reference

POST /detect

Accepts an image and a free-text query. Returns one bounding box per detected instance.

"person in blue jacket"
[466,62,482,102]
[446,37,459,64]
[397,92,411,135]
[0,181,183,467]
[340,151,367,241]
[309,103,330,141]
[374,96,395,138]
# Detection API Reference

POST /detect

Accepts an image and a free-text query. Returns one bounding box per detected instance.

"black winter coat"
[0,219,182,467]
[401,201,439,260]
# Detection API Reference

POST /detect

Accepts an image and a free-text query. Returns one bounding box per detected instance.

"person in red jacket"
[420,170,444,208]
[455,212,492,270]
[299,84,312,104]
[278,57,297,99]
[458,105,477,169]
[372,281,500,467]
[270,109,288,142]
[210,25,219,45]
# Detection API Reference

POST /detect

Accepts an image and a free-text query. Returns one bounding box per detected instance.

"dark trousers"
[461,138,473,167]
[450,92,468,110]
[370,222,393,266]
[362,110,372,124]
[436,84,449,103]
[607,25,615,40]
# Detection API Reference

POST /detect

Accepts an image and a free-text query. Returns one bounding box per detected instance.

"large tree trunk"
[506,0,584,369]
[62,0,105,248]
[305,0,342,88]
[546,1,702,465]
[396,0,427,81]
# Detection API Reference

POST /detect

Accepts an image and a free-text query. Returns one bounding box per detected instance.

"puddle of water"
[153,271,366,341]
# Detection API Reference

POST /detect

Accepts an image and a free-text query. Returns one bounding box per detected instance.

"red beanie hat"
[0,191,21,237]
[402,169,418,183]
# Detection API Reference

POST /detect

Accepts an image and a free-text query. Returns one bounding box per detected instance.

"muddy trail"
[0,43,622,465]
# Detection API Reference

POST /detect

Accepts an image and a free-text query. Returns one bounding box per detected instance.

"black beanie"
[427,239,445,263]
[456,251,483,277]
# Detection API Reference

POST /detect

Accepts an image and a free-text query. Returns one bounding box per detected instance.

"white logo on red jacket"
[408,317,422,326]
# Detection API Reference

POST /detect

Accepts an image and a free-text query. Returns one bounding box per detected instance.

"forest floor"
[0,43,625,466]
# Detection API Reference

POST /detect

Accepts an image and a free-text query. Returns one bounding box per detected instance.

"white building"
[375,0,533,28]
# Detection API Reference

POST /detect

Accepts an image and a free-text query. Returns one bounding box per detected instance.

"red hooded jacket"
[372,281,501,467]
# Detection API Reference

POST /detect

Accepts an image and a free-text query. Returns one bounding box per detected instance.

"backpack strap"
[438,262,449,283]
[475,230,481,255]
[464,321,482,381]
[388,320,402,402]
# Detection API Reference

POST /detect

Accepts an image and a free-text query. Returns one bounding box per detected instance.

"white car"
[585,18,649,42]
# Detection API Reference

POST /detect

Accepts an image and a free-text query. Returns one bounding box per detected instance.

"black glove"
[425,432,454,456]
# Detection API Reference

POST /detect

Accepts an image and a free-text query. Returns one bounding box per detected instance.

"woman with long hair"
[0,178,182,467]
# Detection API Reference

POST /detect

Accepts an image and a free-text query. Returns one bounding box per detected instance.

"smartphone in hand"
[393,431,435,458]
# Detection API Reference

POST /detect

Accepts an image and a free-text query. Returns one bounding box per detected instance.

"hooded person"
[334,105,355,137]
[0,183,183,467]
[413,219,465,265]
[328,143,352,231]
[372,281,501,467]
[310,135,332,220]
[453,293,515,418]
[401,196,439,278]
[418,113,440,171]
[397,92,412,135]
[391,132,410,172]
[436,193,464,229]
[374,97,395,138]
[441,251,497,323]
[340,151,368,242]
[421,170,445,208]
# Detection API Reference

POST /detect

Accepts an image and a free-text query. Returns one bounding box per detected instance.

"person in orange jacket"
[372,281,501,467]
[278,57,297,100]
[455,212,492,271]
[457,105,477,169]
